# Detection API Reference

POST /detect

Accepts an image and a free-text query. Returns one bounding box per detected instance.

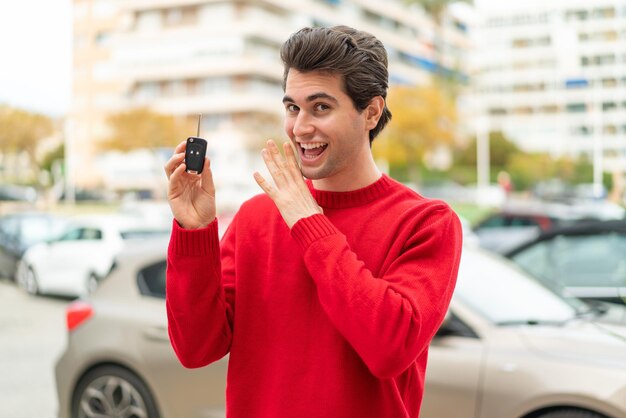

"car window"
[509,217,538,227]
[550,233,626,288]
[137,260,166,299]
[58,227,102,241]
[510,241,554,284]
[477,215,539,229]
[476,215,507,228]
[81,228,103,240]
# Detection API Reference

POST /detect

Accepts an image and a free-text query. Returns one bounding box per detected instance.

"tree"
[239,112,284,152]
[0,105,54,181]
[100,108,193,152]
[373,84,458,183]
[455,131,521,167]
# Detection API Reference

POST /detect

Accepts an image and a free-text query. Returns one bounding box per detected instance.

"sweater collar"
[306,174,394,209]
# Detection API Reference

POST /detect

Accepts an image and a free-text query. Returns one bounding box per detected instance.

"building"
[470,0,626,173]
[69,0,469,206]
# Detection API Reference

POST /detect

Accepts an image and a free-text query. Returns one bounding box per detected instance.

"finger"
[174,140,187,154]
[283,142,302,179]
[267,139,287,170]
[199,158,215,196]
[261,147,286,187]
[268,139,296,184]
[164,152,185,179]
[168,160,188,186]
[253,171,276,198]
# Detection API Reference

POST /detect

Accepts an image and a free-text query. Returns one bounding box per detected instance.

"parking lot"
[0,278,69,418]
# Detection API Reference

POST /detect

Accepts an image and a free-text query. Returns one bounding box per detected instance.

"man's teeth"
[300,143,327,150]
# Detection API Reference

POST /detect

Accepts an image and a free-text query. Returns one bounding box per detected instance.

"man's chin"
[300,167,323,181]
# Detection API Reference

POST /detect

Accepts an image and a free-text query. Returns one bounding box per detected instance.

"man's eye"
[315,103,330,111]
[286,104,299,112]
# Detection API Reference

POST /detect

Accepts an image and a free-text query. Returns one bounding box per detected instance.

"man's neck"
[312,157,382,192]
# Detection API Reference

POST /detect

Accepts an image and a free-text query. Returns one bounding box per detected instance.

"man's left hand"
[254,139,323,229]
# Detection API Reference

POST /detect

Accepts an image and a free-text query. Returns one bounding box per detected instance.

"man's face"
[282,69,372,188]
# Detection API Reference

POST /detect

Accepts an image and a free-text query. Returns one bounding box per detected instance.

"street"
[0,279,69,418]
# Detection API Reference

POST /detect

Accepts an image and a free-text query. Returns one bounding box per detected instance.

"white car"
[17,215,170,298]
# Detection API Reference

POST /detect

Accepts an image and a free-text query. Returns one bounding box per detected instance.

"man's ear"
[365,96,385,131]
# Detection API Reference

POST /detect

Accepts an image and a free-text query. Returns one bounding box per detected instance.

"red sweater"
[166,174,462,418]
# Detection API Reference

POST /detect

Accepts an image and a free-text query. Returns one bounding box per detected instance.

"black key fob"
[185,136,207,174]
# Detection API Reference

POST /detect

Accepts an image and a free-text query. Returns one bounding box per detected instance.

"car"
[505,219,626,306]
[55,240,626,418]
[0,184,37,202]
[0,212,70,280]
[473,199,625,253]
[16,215,171,298]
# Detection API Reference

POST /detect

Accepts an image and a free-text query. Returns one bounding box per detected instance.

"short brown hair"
[280,26,392,143]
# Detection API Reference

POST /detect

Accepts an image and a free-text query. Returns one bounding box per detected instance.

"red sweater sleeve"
[166,218,235,368]
[291,205,462,379]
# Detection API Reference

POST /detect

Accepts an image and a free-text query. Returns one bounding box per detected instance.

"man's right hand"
[164,140,216,229]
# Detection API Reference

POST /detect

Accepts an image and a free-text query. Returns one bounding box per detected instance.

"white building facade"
[70,0,469,204]
[470,0,626,171]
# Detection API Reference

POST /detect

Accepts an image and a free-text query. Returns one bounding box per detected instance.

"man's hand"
[164,140,216,229]
[254,140,323,228]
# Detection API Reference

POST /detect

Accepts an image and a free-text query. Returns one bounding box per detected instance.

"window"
[603,125,617,135]
[602,101,618,111]
[566,103,587,113]
[572,125,593,136]
[539,105,559,113]
[95,32,111,47]
[137,261,167,298]
[592,7,615,19]
[602,78,617,87]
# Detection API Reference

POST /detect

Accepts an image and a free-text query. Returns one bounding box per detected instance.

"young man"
[164,26,462,418]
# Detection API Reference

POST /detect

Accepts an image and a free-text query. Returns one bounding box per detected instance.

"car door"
[133,259,228,418]
[421,312,485,418]
[42,227,108,292]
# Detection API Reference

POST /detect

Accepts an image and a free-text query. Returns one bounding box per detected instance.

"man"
[164,26,462,418]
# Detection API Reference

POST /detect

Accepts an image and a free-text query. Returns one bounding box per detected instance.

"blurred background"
[1,1,626,418]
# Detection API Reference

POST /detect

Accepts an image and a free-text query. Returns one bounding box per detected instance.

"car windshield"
[454,248,578,325]
[21,217,67,246]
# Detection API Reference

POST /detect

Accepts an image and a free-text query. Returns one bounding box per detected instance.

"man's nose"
[293,112,314,137]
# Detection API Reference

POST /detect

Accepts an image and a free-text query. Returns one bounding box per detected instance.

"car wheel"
[72,365,160,418]
[536,409,607,418]
[18,264,39,295]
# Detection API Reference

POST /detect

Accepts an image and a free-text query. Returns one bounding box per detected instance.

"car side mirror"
[435,310,478,339]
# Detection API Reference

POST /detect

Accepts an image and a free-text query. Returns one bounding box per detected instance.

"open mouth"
[299,142,328,161]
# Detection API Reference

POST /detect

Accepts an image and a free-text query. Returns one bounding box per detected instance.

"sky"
[0,0,72,117]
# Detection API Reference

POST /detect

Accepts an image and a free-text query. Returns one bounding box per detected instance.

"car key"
[185,114,207,174]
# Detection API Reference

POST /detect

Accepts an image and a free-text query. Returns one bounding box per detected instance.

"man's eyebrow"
[282,92,339,104]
